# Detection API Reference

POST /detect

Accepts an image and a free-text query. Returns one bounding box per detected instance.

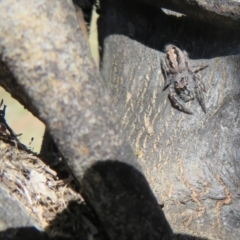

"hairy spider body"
[161,45,208,114]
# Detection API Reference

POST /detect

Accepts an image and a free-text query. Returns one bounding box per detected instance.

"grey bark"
[0,0,172,239]
[135,0,240,29]
[0,61,40,120]
[0,185,41,230]
[99,0,240,239]
[0,185,48,240]
[0,0,137,179]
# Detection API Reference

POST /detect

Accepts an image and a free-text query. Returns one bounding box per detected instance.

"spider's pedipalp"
[169,85,193,115]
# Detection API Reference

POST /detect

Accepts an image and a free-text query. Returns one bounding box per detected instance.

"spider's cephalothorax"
[161,44,208,114]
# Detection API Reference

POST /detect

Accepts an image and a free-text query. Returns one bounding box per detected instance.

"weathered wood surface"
[0,2,88,121]
[0,62,40,120]
[135,0,240,29]
[99,0,240,239]
[0,0,136,180]
[0,172,49,240]
[0,0,173,239]
[0,185,41,230]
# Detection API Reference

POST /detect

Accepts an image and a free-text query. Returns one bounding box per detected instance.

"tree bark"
[98,0,240,239]
[0,3,88,121]
[0,0,172,239]
[0,61,40,119]
[0,0,136,180]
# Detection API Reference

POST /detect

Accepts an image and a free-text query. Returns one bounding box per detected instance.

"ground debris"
[0,140,105,240]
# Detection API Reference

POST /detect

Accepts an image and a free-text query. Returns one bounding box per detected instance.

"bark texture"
[0,0,172,239]
[0,0,137,179]
[0,186,41,231]
[99,0,240,239]
[0,61,40,119]
[135,0,240,29]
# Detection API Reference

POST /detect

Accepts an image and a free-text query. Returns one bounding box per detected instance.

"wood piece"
[0,0,172,239]
[0,185,42,231]
[0,139,103,240]
[0,0,138,186]
[0,61,40,120]
[98,0,240,239]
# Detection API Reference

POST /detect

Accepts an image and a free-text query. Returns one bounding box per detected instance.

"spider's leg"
[193,65,208,74]
[187,64,208,78]
[161,58,172,90]
[193,65,208,93]
[169,85,193,114]
[196,70,207,93]
[162,76,172,91]
[193,74,206,113]
[198,76,206,93]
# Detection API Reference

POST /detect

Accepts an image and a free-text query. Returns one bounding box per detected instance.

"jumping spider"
[161,44,208,114]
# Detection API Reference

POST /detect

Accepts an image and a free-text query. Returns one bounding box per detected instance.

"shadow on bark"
[98,0,240,60]
[97,0,240,239]
[0,159,210,240]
